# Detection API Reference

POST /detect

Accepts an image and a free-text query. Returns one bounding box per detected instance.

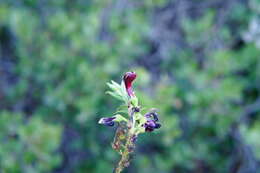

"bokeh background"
[0,0,260,173]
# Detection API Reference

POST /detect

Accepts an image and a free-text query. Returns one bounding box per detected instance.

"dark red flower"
[123,72,137,97]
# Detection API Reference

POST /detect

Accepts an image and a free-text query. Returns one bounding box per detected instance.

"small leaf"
[106,80,129,104]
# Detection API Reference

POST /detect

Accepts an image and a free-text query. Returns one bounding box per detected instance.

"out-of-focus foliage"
[0,0,260,173]
[0,112,62,173]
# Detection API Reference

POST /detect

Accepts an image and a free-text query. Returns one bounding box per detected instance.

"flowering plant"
[98,72,161,173]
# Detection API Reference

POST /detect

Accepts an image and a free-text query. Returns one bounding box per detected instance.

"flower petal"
[123,72,137,97]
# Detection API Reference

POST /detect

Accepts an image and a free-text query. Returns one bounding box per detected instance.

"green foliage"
[0,112,62,173]
[241,122,260,159]
[106,80,129,103]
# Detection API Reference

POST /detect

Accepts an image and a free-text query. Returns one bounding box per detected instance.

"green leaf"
[106,80,129,103]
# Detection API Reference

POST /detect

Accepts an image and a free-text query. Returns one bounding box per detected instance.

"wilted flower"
[123,72,137,97]
[98,116,116,126]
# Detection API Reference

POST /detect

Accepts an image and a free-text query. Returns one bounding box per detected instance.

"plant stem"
[114,133,134,173]
[114,105,135,173]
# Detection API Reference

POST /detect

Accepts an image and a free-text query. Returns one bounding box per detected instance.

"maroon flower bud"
[123,72,137,97]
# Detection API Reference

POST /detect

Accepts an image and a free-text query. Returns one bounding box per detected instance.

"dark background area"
[0,0,260,172]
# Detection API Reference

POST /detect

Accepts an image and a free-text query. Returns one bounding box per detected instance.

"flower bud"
[123,72,137,97]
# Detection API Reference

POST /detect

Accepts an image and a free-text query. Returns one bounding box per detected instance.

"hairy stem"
[114,133,135,173]
[114,105,136,173]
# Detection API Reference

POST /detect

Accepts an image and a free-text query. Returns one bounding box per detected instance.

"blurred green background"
[0,0,260,172]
